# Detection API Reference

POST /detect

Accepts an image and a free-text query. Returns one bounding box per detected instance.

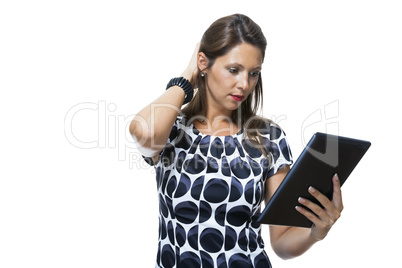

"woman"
[129,14,343,268]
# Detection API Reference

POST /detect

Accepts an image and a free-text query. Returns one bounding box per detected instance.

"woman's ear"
[197,52,209,73]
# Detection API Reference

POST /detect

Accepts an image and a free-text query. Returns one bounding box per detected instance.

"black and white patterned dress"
[141,115,293,268]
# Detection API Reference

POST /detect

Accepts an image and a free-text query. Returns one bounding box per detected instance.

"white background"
[1,0,401,267]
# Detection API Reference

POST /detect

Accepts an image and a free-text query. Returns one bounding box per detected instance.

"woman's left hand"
[296,174,344,241]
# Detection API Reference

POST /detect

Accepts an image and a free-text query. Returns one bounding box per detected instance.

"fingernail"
[295,206,302,212]
[334,173,339,181]
[308,186,316,194]
[298,197,306,204]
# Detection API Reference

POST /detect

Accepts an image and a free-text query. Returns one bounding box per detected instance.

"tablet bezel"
[255,132,371,228]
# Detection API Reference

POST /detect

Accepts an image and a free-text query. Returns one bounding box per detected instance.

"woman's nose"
[237,73,249,89]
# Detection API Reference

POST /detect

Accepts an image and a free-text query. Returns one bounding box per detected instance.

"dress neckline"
[187,118,244,138]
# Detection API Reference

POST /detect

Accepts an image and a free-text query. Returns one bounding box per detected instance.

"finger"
[295,205,321,226]
[193,42,201,56]
[308,186,333,210]
[298,197,331,222]
[332,173,344,212]
[307,187,340,221]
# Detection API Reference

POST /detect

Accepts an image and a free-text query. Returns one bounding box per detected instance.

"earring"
[201,72,205,77]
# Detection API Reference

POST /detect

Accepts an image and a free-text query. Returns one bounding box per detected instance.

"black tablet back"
[256,132,371,228]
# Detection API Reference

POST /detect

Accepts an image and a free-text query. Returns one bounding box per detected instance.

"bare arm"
[266,166,343,260]
[129,44,200,163]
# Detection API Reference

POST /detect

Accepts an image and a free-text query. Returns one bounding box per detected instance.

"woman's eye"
[229,68,238,74]
[250,71,260,77]
[228,68,260,77]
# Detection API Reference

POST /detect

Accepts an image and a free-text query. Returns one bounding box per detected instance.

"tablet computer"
[256,132,371,228]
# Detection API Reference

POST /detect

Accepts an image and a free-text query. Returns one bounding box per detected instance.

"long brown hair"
[182,14,273,159]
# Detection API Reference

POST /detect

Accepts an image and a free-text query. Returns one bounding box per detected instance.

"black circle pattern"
[142,116,293,268]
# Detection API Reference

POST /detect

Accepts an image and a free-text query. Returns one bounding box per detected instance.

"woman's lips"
[231,95,244,101]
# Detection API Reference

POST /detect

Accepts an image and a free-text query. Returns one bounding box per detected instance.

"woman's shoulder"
[244,115,285,139]
[168,114,199,141]
[176,114,192,127]
[168,115,190,131]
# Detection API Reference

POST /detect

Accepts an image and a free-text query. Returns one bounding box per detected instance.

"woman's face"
[202,42,263,115]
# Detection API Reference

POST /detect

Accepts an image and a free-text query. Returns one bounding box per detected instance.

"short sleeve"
[139,116,181,167]
[262,123,293,179]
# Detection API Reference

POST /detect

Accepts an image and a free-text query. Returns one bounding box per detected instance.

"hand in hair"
[181,42,200,85]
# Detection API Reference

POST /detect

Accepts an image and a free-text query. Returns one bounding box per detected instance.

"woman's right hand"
[181,42,201,85]
[130,43,201,159]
